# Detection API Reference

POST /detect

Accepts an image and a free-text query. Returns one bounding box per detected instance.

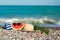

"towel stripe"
[5,23,12,30]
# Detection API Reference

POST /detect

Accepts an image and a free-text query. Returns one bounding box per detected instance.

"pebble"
[0,28,60,40]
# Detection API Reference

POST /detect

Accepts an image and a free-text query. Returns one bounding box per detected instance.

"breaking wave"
[0,17,60,27]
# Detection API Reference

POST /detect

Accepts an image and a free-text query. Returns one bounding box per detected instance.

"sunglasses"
[13,23,21,26]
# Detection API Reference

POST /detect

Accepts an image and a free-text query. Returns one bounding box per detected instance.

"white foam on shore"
[0,17,60,27]
[0,17,55,23]
[56,20,60,25]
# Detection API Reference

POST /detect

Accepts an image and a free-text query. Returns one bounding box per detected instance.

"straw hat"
[23,24,34,31]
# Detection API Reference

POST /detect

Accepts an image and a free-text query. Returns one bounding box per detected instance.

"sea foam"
[0,17,60,27]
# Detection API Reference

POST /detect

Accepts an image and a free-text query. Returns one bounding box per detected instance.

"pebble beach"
[0,28,60,40]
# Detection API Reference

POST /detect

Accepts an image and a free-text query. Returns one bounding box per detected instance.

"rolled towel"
[4,23,12,30]
[23,24,34,31]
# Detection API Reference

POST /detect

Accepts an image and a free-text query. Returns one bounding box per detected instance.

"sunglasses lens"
[17,23,21,26]
[13,23,16,26]
[13,23,21,26]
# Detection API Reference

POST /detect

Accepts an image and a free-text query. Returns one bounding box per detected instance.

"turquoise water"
[0,5,60,19]
[0,5,60,27]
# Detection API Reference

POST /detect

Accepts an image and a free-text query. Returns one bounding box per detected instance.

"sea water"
[0,5,60,27]
[0,5,60,18]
